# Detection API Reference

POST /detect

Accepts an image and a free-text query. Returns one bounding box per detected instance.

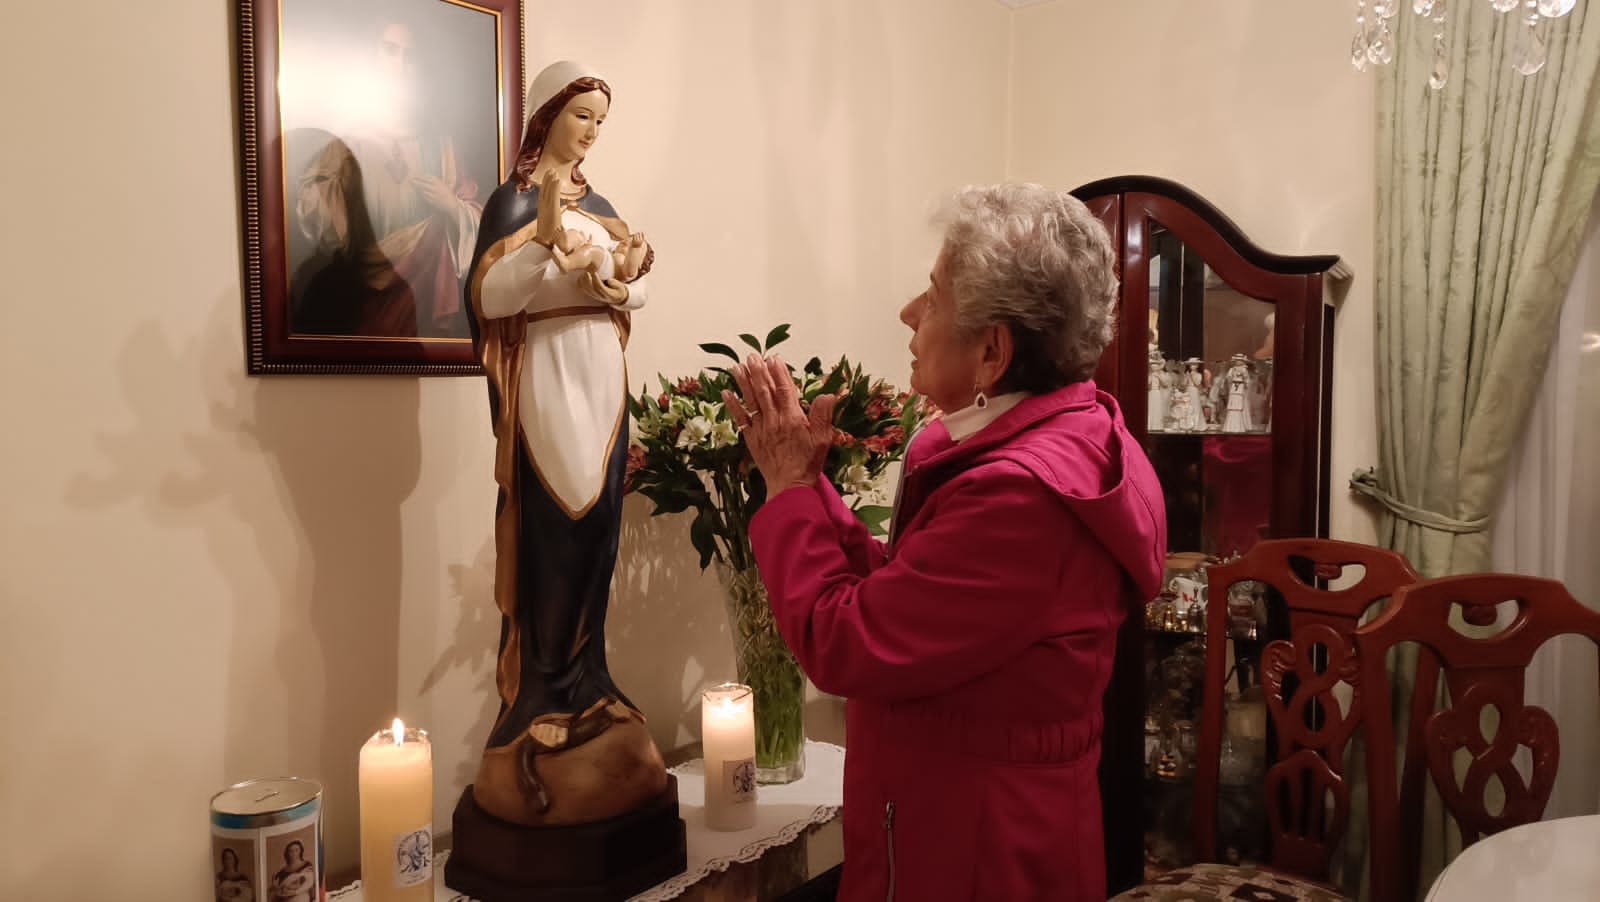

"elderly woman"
[726,183,1167,901]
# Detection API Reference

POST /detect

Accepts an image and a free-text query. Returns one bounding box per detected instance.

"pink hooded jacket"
[750,381,1167,901]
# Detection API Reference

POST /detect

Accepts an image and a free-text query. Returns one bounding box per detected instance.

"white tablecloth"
[332,740,845,902]
[1425,814,1600,901]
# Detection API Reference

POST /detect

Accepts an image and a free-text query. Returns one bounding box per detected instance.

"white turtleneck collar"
[939,392,1028,443]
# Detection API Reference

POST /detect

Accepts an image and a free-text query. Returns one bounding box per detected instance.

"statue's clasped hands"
[535,169,644,307]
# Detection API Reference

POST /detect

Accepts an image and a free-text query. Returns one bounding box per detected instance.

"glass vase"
[716,561,806,784]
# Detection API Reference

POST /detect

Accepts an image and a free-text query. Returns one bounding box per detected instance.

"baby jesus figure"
[551,227,650,280]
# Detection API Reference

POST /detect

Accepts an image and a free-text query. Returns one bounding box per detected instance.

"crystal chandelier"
[1351,0,1578,89]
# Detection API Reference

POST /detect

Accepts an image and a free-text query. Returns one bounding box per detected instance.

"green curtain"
[1358,5,1600,575]
[1347,4,1600,898]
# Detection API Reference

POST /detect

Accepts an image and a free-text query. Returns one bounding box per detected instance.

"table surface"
[332,742,846,902]
[1425,814,1600,901]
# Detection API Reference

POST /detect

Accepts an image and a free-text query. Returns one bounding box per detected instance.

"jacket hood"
[911,381,1168,602]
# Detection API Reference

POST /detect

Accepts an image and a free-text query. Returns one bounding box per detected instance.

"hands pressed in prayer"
[535,169,564,247]
[724,354,837,495]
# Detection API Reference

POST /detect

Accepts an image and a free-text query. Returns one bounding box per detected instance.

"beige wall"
[1008,0,1380,546]
[0,0,1008,895]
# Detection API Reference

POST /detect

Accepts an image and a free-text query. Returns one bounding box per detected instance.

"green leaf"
[644,490,695,515]
[764,324,791,349]
[699,342,742,362]
[738,333,763,352]
[853,504,894,536]
[690,512,717,570]
[804,356,823,377]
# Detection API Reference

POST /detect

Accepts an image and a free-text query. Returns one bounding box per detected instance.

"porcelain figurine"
[1148,351,1170,431]
[1221,353,1255,434]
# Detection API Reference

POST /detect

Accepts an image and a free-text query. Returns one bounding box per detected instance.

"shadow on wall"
[417,537,500,797]
[609,495,734,753]
[65,292,421,874]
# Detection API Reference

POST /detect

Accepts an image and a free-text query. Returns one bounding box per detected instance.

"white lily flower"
[710,420,739,449]
[842,462,873,495]
[678,416,713,450]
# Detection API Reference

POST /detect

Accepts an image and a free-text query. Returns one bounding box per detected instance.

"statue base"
[444,776,688,901]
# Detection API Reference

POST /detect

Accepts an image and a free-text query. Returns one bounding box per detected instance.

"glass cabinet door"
[1140,221,1278,872]
[1145,221,1277,560]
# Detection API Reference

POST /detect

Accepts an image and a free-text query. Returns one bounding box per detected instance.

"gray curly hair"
[938,183,1119,391]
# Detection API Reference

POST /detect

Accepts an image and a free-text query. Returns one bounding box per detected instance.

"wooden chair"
[1112,538,1420,902]
[1356,573,1600,902]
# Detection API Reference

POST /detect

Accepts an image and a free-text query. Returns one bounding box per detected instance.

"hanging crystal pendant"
[1414,0,1437,13]
[1352,30,1372,70]
[1429,8,1450,89]
[1430,53,1451,88]
[1512,10,1548,75]
[1351,0,1373,70]
[1491,0,1520,12]
[1368,18,1396,64]
[1536,0,1574,16]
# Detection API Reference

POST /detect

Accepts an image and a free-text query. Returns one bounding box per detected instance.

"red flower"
[864,436,890,454]
[832,430,856,448]
[675,377,701,395]
[623,444,647,492]
[657,392,671,410]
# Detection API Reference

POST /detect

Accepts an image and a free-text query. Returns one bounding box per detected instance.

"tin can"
[210,777,324,902]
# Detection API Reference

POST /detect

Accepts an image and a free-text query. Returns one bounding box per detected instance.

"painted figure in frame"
[463,61,665,827]
[286,3,491,339]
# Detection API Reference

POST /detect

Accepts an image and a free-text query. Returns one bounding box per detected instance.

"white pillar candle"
[702,682,758,831]
[359,719,434,900]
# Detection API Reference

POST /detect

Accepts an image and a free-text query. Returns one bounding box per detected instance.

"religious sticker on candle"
[393,825,433,888]
[724,759,757,804]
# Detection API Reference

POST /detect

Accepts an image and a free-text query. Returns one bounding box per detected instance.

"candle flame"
[392,717,405,745]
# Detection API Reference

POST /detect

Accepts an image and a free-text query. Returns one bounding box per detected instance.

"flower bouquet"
[625,324,928,782]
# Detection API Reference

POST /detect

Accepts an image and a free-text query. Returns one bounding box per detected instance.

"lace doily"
[329,740,845,902]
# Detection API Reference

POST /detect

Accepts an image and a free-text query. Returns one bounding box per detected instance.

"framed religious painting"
[237,0,523,374]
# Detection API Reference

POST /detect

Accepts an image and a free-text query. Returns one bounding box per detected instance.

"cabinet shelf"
[1145,429,1272,438]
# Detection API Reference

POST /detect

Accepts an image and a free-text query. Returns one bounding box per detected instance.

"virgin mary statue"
[461,60,667,829]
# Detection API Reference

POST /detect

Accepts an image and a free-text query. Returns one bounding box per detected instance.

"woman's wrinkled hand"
[723,354,836,495]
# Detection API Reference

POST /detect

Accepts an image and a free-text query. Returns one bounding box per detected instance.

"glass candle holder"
[701,682,758,831]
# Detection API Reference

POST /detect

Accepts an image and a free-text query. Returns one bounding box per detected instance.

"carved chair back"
[1356,573,1600,902]
[1193,538,1420,881]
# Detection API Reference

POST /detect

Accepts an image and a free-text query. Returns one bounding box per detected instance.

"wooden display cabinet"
[1071,176,1349,893]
